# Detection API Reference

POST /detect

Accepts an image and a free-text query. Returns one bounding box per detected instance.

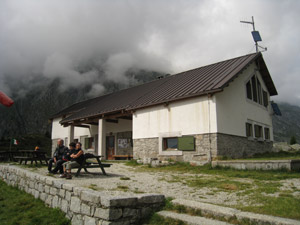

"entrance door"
[106,136,115,160]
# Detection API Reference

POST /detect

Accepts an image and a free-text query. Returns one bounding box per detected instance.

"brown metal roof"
[58,52,277,124]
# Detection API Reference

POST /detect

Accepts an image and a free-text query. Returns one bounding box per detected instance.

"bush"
[290,136,297,145]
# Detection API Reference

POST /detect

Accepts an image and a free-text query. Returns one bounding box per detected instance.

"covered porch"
[62,112,133,160]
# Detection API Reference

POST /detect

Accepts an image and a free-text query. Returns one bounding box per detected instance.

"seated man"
[48,139,68,174]
[60,142,84,179]
[61,142,76,162]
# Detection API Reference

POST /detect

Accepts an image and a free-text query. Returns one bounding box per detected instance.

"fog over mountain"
[0,0,300,106]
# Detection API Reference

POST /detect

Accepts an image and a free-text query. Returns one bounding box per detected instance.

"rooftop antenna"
[240,16,267,53]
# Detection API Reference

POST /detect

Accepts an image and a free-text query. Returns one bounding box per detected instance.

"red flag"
[0,91,14,107]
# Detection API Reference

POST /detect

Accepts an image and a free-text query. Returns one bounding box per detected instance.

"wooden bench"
[73,154,112,177]
[112,155,133,160]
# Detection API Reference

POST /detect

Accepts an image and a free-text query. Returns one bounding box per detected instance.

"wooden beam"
[74,125,90,128]
[104,112,132,120]
[106,119,118,123]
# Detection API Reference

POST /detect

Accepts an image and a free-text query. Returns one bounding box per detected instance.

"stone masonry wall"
[133,138,159,162]
[133,133,273,163]
[216,133,273,159]
[0,165,165,225]
[133,135,217,164]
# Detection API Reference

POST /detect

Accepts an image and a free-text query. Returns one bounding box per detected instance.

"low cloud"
[0,0,299,104]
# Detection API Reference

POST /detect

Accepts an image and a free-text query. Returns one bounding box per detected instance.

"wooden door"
[106,136,115,160]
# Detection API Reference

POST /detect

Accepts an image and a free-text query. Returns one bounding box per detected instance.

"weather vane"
[240,16,267,53]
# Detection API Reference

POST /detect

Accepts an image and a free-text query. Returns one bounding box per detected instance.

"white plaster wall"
[51,118,132,140]
[215,62,274,140]
[51,117,91,140]
[106,119,132,134]
[133,96,217,139]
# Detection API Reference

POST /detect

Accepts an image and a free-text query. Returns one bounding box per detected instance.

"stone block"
[53,180,64,189]
[38,175,47,183]
[74,186,88,197]
[138,194,165,204]
[84,216,96,225]
[61,199,69,213]
[40,193,47,202]
[35,182,39,190]
[94,208,122,221]
[45,195,53,206]
[45,185,50,194]
[52,196,59,208]
[66,191,72,201]
[46,179,54,185]
[123,208,138,218]
[72,215,83,225]
[34,190,40,199]
[29,181,35,189]
[101,220,130,225]
[70,196,81,213]
[59,189,66,198]
[81,190,101,204]
[50,187,58,195]
[38,183,44,193]
[63,183,74,191]
[141,207,153,217]
[81,203,91,216]
[101,196,137,207]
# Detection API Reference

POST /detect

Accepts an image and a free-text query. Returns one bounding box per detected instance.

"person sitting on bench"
[60,142,84,179]
[48,139,68,174]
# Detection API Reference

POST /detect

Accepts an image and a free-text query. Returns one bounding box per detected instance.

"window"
[254,125,263,139]
[257,80,262,105]
[264,127,270,140]
[163,138,178,150]
[163,136,195,151]
[84,137,94,149]
[246,81,252,100]
[246,123,253,137]
[251,76,258,102]
[246,75,269,108]
[263,90,268,107]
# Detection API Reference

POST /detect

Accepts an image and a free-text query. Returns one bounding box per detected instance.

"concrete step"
[172,199,300,225]
[157,210,230,225]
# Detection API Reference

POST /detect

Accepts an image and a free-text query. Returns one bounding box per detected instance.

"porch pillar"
[68,125,74,144]
[98,119,106,158]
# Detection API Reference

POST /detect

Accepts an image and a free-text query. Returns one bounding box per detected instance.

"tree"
[290,136,297,145]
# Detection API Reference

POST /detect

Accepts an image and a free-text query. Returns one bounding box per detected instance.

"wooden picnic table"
[14,150,49,165]
[0,151,19,162]
[74,154,112,177]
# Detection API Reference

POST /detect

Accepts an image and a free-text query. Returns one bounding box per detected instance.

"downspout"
[207,94,212,163]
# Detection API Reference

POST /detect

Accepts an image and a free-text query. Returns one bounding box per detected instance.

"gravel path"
[31,162,243,206]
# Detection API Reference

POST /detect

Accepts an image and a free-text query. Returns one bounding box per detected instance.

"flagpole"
[9,137,12,152]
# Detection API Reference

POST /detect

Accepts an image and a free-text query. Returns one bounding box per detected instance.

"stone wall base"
[133,133,273,163]
[0,165,165,225]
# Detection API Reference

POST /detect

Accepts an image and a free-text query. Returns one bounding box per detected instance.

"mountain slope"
[272,103,300,143]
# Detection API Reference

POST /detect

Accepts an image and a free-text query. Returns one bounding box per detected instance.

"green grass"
[125,159,141,167]
[146,213,186,225]
[126,160,300,220]
[0,180,70,225]
[239,194,300,219]
[220,150,300,161]
[129,161,300,180]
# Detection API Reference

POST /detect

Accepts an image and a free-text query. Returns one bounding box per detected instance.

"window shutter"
[178,136,195,151]
[84,138,90,149]
[263,90,268,107]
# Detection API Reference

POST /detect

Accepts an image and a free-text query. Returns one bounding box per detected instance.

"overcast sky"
[0,0,299,105]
